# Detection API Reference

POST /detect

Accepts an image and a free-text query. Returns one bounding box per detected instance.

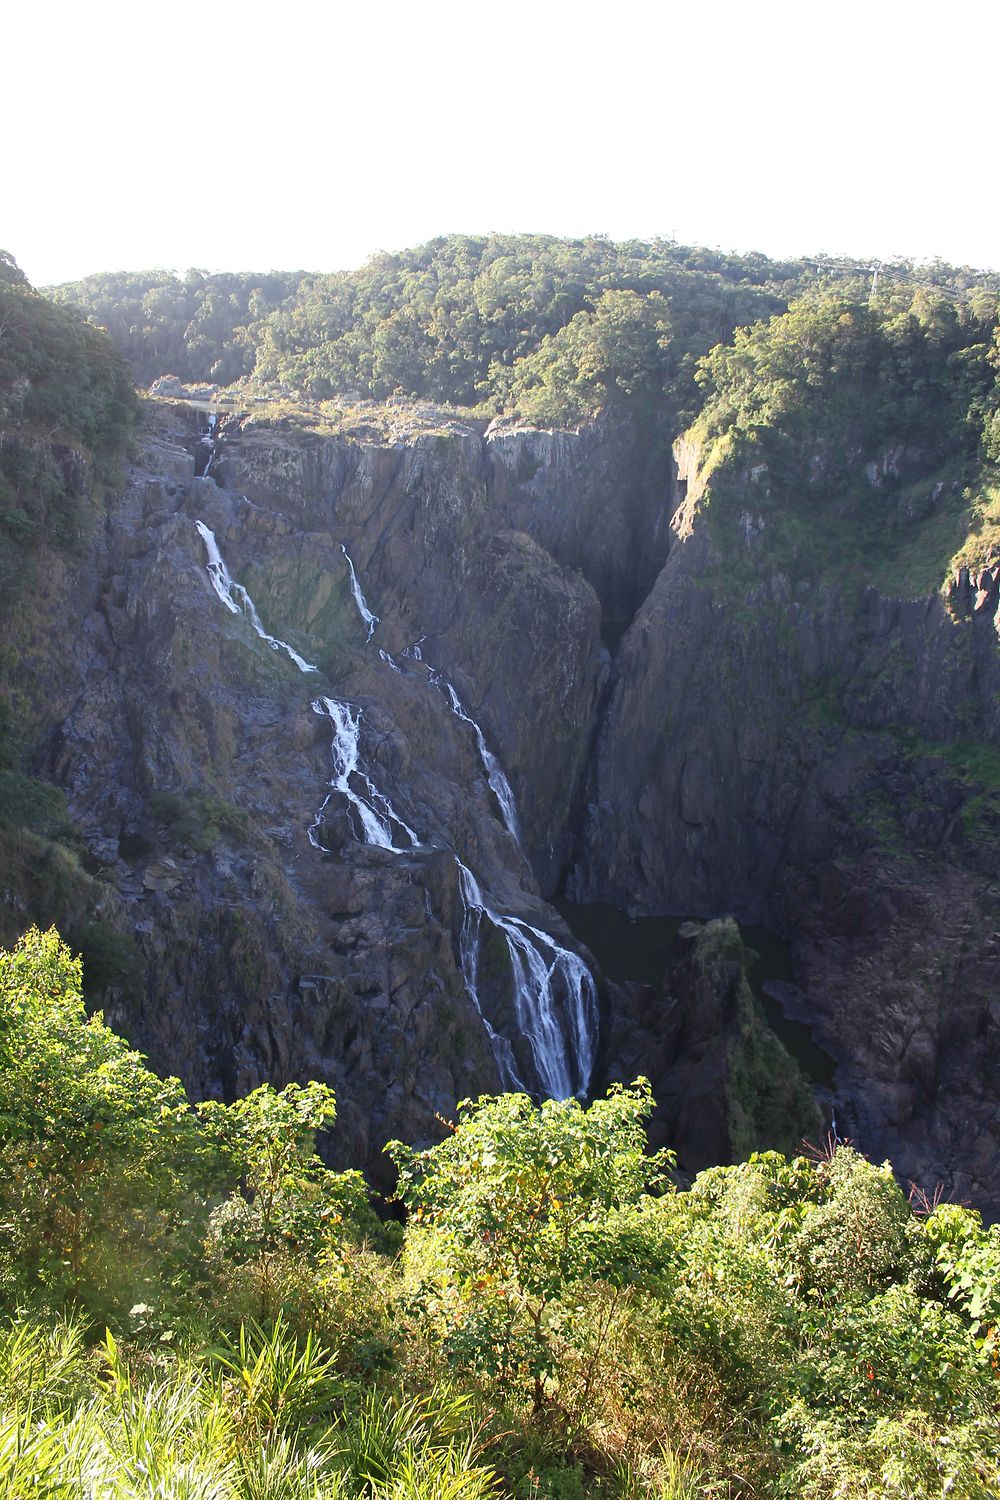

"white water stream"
[308,696,418,853]
[200,412,218,477]
[338,548,596,1095]
[456,859,597,1099]
[379,649,404,674]
[197,522,597,1097]
[432,674,520,840]
[195,521,318,673]
[348,545,519,841]
[342,545,378,641]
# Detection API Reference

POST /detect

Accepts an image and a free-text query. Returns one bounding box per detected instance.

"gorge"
[3,237,1000,1217]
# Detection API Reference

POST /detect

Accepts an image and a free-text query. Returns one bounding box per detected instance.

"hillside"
[1,239,998,1198]
[3,233,1000,1493]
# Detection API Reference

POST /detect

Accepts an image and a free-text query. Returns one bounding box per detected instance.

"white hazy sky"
[5,0,997,287]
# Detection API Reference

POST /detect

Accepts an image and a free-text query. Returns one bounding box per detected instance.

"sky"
[5,0,997,287]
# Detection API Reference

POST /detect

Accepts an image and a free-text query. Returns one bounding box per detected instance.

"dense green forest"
[50,268,308,390]
[47,235,1000,434]
[43,239,1000,580]
[2,927,999,1499]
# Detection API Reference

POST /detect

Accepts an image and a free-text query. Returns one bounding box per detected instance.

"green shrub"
[150,787,254,853]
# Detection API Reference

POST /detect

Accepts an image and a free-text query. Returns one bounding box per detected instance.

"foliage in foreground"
[2,927,1000,1498]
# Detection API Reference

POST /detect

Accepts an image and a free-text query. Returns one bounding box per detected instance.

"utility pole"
[869,261,881,303]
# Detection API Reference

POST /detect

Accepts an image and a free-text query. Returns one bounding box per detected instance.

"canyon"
[4,397,999,1210]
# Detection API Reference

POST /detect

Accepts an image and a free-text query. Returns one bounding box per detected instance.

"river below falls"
[555,898,837,1088]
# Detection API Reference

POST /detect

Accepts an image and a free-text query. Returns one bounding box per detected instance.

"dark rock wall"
[3,407,625,1181]
[570,446,1000,1214]
[4,402,1000,1211]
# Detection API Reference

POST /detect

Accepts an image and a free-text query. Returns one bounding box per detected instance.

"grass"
[949,480,1000,576]
[694,435,980,602]
[0,1315,500,1500]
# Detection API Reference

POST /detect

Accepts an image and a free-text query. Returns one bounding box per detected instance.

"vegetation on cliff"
[697,287,997,487]
[0,251,137,578]
[673,278,1000,603]
[48,234,999,433]
[3,927,999,1499]
[0,253,140,994]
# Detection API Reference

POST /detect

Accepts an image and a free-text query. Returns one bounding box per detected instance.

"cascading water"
[342,545,378,641]
[309,696,418,853]
[342,548,518,840]
[196,523,416,857]
[432,674,520,840]
[334,546,595,1095]
[455,861,526,1091]
[195,528,596,1097]
[378,649,404,674]
[455,859,598,1099]
[199,412,218,478]
[195,521,318,673]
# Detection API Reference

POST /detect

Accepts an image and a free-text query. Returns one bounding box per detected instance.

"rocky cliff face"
[4,401,999,1210]
[571,439,1000,1214]
[2,404,633,1181]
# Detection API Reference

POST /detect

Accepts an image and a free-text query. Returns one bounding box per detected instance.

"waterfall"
[342,544,379,641]
[336,546,519,842]
[195,526,594,1094]
[195,521,318,673]
[455,859,597,1099]
[432,674,520,840]
[379,648,404,674]
[309,696,417,853]
[200,412,218,478]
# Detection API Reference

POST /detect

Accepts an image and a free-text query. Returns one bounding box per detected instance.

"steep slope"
[572,425,1000,1212]
[3,401,632,1178]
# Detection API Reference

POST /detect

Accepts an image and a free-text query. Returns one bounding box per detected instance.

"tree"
[387,1081,671,1411]
[198,1081,374,1320]
[0,927,209,1315]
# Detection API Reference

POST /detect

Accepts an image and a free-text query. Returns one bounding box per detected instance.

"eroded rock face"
[485,414,672,631]
[5,405,619,1181]
[571,454,1000,1215]
[6,402,1000,1212]
[222,417,613,896]
[602,918,820,1176]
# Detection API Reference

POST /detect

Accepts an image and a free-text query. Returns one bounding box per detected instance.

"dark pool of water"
[555,898,837,1087]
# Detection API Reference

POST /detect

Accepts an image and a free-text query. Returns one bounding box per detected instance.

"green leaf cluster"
[2,927,1000,1496]
[696,286,998,499]
[50,266,306,388]
[0,928,373,1326]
